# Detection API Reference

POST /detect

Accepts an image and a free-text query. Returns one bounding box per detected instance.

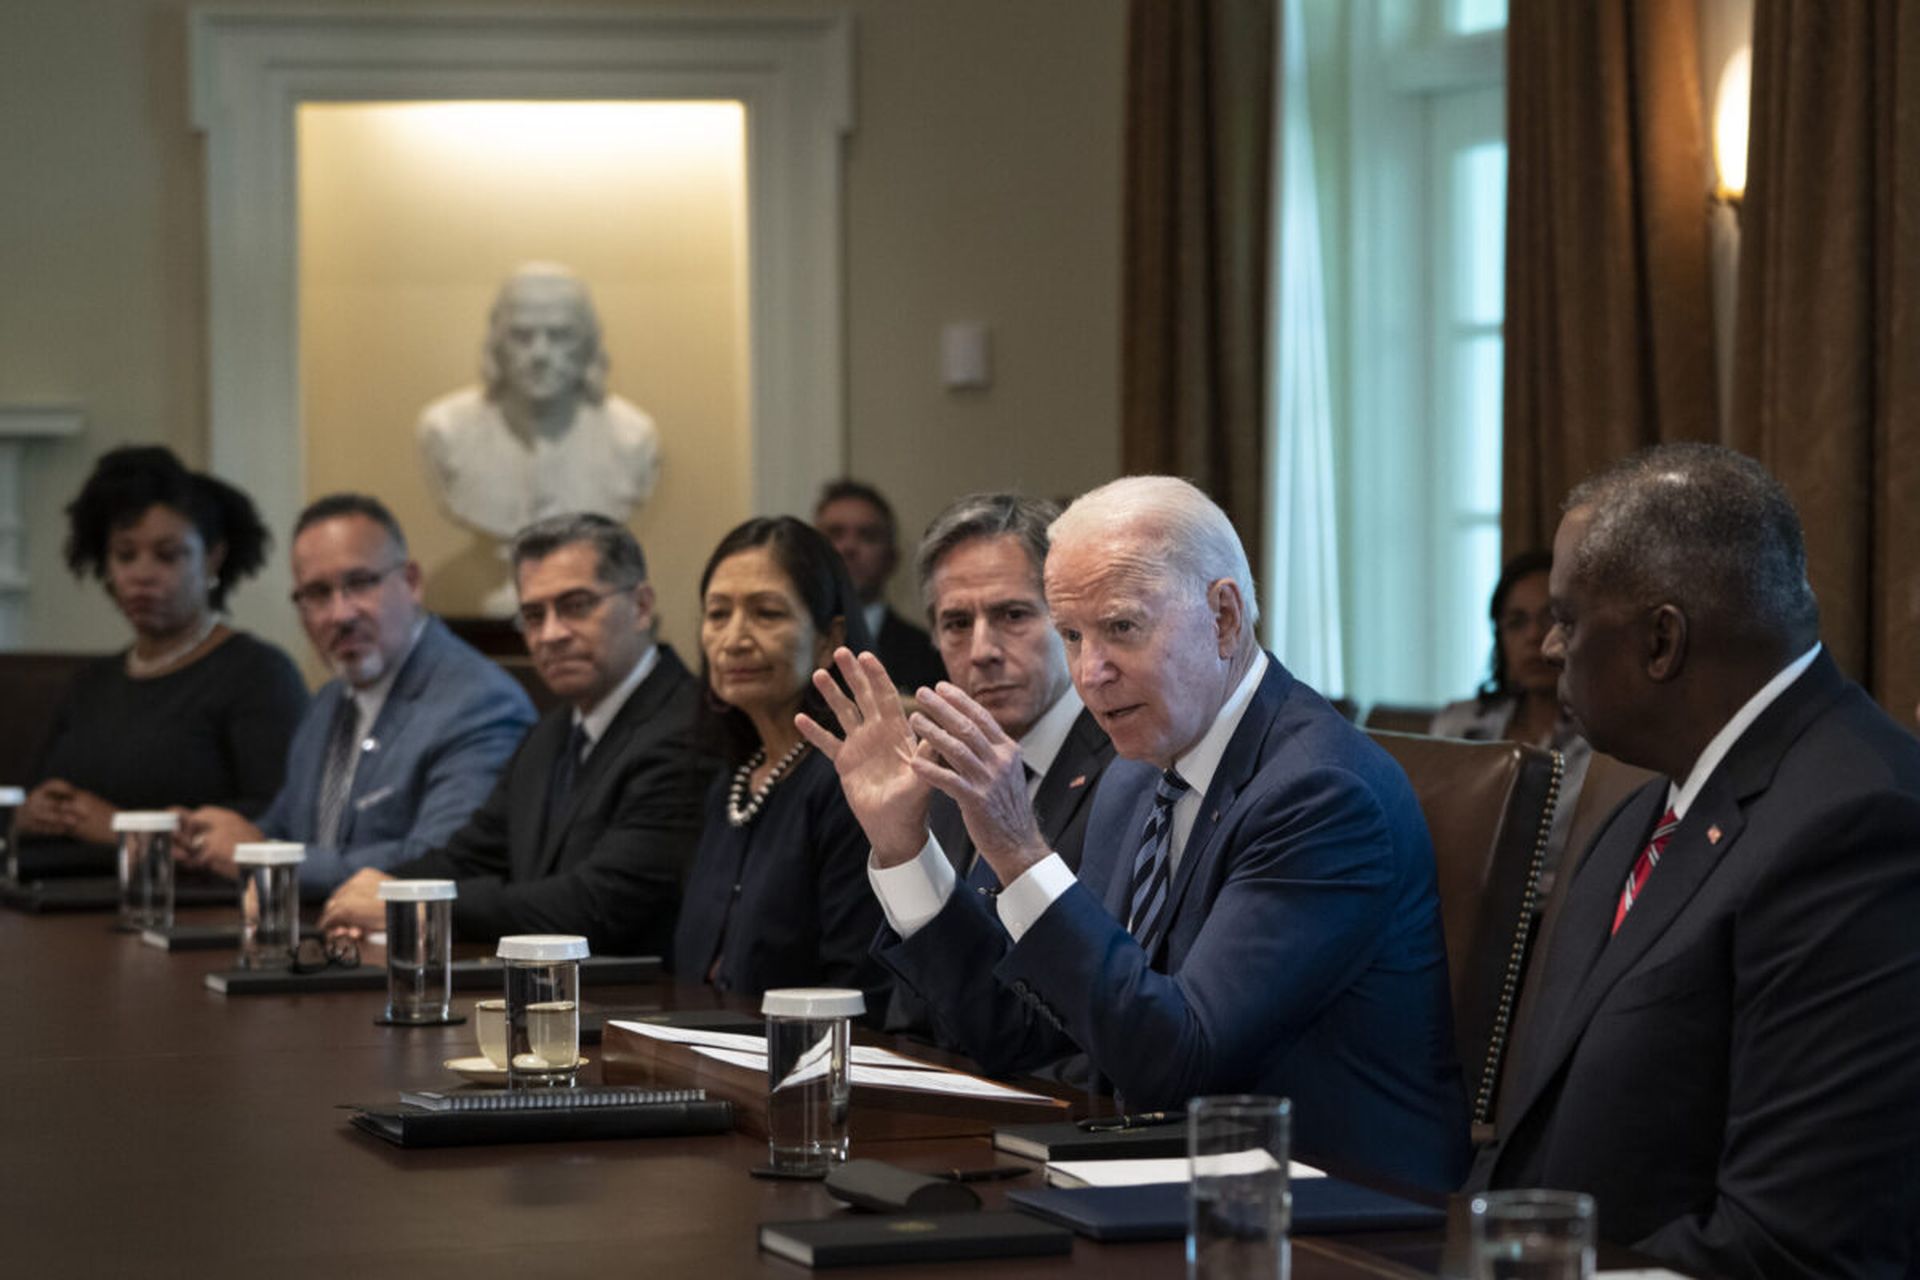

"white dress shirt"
[573,643,659,762]
[1665,643,1821,821]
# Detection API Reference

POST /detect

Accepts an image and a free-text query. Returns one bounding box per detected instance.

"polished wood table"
[0,905,1446,1278]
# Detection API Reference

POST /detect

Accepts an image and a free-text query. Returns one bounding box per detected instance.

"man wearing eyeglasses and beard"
[181,494,535,893]
[317,513,718,956]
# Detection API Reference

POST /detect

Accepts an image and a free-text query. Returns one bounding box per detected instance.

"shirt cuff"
[868,836,957,939]
[994,853,1076,943]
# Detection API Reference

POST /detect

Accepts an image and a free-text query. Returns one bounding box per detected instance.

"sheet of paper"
[607,1019,949,1070]
[1046,1154,1326,1188]
[1597,1272,1696,1279]
[682,1044,1058,1103]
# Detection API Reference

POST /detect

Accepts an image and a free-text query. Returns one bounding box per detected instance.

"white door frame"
[189,6,853,642]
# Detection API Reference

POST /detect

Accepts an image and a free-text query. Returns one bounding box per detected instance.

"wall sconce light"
[1712,46,1751,208]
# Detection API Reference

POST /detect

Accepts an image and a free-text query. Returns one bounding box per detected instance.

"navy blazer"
[886,704,1115,1039]
[1478,653,1920,1277]
[671,749,888,1010]
[393,646,717,955]
[264,617,535,896]
[880,656,1471,1191]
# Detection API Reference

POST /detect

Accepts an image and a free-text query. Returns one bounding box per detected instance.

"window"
[1271,0,1506,709]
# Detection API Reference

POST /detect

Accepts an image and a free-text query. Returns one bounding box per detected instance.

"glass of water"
[0,786,24,882]
[496,935,587,1089]
[1189,1095,1292,1280]
[114,811,178,931]
[377,878,456,1023]
[761,987,864,1174]
[1469,1189,1595,1280]
[233,841,305,968]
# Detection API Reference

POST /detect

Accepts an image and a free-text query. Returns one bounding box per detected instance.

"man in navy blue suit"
[801,476,1469,1191]
[181,494,533,895]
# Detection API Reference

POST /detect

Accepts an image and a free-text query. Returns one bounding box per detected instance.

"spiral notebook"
[348,1087,732,1147]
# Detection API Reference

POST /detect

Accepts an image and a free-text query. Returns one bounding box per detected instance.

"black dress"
[32,631,308,816]
[671,749,888,1012]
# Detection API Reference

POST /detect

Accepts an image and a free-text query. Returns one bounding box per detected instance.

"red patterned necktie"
[1612,807,1678,934]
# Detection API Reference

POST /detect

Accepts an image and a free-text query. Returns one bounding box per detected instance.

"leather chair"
[1368,730,1562,1128]
[1489,750,1658,1134]
[1363,703,1441,735]
[0,652,100,784]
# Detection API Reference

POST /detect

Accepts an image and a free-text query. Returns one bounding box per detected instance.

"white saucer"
[442,1055,588,1087]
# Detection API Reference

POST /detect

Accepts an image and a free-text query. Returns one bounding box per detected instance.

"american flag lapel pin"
[1707,825,1723,845]
[1069,775,1087,789]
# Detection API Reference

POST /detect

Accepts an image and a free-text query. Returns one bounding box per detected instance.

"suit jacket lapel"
[534,648,683,873]
[1158,660,1290,931]
[1031,708,1108,847]
[1099,781,1157,920]
[337,620,443,843]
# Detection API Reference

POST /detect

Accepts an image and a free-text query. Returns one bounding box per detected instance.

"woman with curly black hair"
[17,446,307,852]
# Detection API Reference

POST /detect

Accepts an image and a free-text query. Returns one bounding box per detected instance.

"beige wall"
[1,0,1125,664]
[299,101,750,656]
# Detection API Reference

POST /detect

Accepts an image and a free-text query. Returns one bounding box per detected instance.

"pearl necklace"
[726,741,810,828]
[126,613,223,678]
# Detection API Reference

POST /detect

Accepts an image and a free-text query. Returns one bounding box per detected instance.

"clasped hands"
[796,647,1050,885]
[15,779,118,847]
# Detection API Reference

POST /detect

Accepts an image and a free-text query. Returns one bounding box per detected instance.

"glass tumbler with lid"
[496,934,588,1089]
[377,878,457,1023]
[114,810,179,931]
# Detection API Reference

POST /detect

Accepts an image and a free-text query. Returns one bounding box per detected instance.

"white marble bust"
[417,263,662,556]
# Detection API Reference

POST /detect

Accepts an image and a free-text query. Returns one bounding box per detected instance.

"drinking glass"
[1468,1190,1595,1280]
[762,987,864,1174]
[114,811,178,931]
[497,935,587,1089]
[233,841,304,968]
[1189,1095,1292,1280]
[377,878,456,1023]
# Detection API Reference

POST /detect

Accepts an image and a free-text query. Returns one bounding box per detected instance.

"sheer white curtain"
[1265,0,1344,694]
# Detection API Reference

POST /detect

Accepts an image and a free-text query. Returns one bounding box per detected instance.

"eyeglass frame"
[289,561,407,616]
[512,583,636,634]
[288,934,361,974]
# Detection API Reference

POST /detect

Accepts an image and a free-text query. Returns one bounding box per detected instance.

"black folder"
[205,953,662,995]
[0,875,236,914]
[992,1118,1189,1162]
[757,1211,1071,1268]
[348,1095,733,1148]
[1007,1177,1445,1241]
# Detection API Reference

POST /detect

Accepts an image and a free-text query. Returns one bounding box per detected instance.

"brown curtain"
[1121,0,1274,545]
[1730,1,1920,717]
[1501,0,1720,555]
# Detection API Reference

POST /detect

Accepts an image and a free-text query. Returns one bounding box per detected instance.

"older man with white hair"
[802,476,1470,1191]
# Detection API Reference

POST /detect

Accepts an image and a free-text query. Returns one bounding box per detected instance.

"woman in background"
[18,446,307,852]
[1431,549,1590,886]
[671,516,887,1011]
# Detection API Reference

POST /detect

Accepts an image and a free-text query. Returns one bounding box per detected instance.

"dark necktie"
[314,696,359,847]
[1612,807,1678,934]
[546,722,590,827]
[1126,770,1190,960]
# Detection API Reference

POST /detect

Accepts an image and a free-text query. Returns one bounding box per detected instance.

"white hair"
[1050,475,1260,638]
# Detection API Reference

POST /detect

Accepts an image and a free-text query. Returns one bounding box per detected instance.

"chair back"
[0,652,102,784]
[1363,703,1440,735]
[1368,730,1561,1125]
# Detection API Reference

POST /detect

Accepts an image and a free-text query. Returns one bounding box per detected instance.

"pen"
[1076,1109,1186,1132]
[944,1166,1032,1183]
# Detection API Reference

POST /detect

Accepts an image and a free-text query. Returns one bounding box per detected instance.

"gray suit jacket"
[264,617,536,895]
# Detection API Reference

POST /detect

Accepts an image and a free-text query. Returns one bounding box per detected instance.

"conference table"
[2,903,1471,1279]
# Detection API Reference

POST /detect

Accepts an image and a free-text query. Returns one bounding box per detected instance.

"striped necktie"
[314,696,359,847]
[1612,807,1678,934]
[1126,770,1190,961]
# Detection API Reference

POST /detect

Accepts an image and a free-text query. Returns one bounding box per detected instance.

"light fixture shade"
[1713,47,1752,200]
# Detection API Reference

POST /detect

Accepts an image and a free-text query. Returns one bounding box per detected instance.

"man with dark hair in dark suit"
[815,478,946,691]
[319,513,716,955]
[884,492,1114,1039]
[1472,443,1920,1278]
